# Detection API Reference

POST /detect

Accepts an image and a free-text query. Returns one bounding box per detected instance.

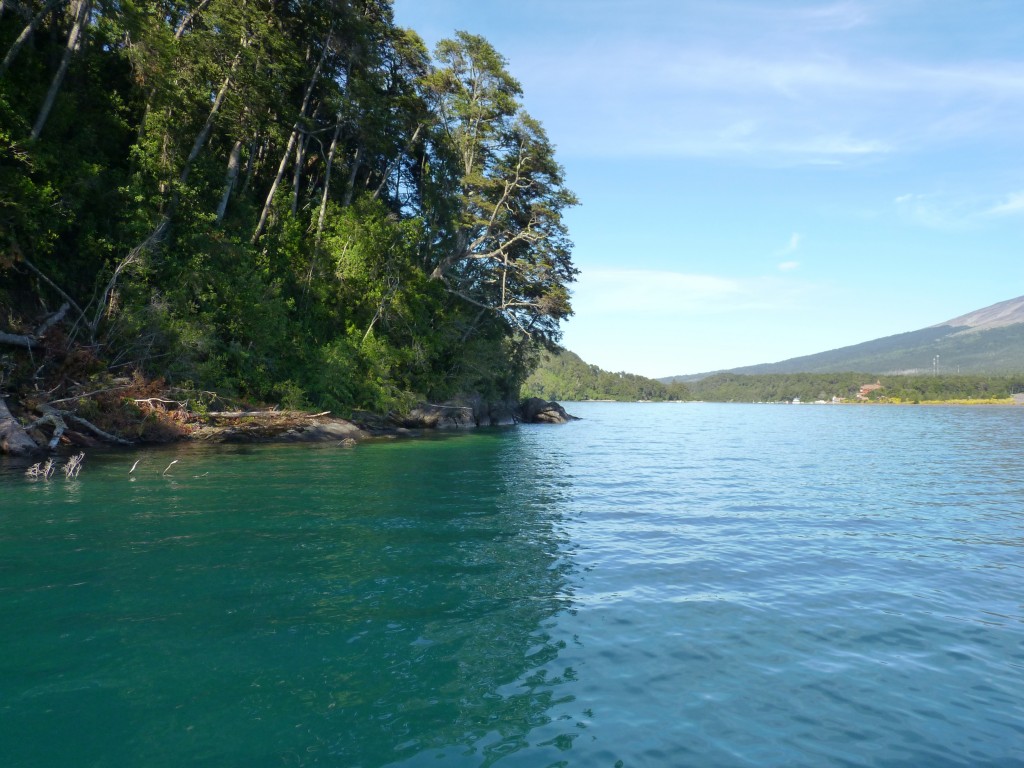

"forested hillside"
[687,372,1024,403]
[523,349,691,402]
[0,1,576,413]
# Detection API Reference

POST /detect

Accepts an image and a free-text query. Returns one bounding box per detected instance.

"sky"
[390,0,1024,378]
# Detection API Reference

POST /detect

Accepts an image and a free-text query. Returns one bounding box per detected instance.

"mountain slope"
[665,295,1024,380]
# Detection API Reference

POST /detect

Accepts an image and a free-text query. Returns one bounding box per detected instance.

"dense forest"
[523,349,1024,404]
[687,372,1024,403]
[523,349,691,402]
[0,1,576,414]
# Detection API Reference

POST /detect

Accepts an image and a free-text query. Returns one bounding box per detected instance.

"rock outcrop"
[519,397,578,424]
[395,397,577,429]
[0,398,41,457]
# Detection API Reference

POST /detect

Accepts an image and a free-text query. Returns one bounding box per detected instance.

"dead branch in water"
[25,458,55,479]
[62,452,84,478]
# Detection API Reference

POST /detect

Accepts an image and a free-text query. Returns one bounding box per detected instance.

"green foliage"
[523,349,692,402]
[0,2,576,411]
[686,372,1024,403]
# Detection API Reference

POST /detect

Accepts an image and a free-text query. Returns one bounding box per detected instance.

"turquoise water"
[1,402,1022,766]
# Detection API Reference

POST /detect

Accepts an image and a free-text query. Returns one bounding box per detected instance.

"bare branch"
[173,0,211,40]
[90,218,168,340]
[45,384,133,405]
[18,256,88,325]
[35,302,69,336]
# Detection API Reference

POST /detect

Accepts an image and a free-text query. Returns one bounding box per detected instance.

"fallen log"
[0,331,39,350]
[29,404,134,449]
[26,406,68,450]
[206,410,330,419]
[0,303,70,352]
[64,411,133,446]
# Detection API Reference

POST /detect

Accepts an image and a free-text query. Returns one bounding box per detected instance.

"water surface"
[1,403,1022,766]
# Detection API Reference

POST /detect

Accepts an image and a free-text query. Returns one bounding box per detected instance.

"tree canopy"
[0,1,577,413]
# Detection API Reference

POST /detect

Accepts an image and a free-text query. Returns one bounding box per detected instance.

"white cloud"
[778,233,802,255]
[795,1,873,31]
[986,192,1024,217]
[778,261,800,271]
[895,190,1024,228]
[571,268,814,318]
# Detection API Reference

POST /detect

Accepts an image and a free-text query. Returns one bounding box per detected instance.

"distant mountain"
[664,295,1024,381]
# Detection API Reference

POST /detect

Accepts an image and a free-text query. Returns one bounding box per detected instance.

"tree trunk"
[371,123,422,202]
[241,137,262,194]
[342,144,364,208]
[314,119,342,242]
[290,131,307,216]
[174,0,211,39]
[0,0,70,77]
[304,117,343,291]
[251,127,298,243]
[29,0,90,141]
[178,49,242,187]
[252,23,332,242]
[215,139,243,224]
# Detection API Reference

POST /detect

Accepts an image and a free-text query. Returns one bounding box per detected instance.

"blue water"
[1,402,1022,766]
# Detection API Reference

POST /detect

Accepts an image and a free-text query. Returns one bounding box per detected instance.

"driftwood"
[26,406,67,450]
[0,396,41,455]
[206,410,330,419]
[0,331,39,350]
[35,302,70,336]
[29,403,133,448]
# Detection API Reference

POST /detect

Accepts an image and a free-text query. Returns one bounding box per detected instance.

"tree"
[423,32,577,348]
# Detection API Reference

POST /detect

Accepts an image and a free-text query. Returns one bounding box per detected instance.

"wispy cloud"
[571,268,814,317]
[515,3,1024,164]
[778,233,802,255]
[895,190,1024,228]
[795,1,873,31]
[986,192,1024,217]
[776,233,802,271]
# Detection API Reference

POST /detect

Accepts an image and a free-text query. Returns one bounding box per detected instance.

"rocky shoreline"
[0,395,578,457]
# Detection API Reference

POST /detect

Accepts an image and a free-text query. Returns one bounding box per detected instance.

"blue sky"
[391,0,1024,377]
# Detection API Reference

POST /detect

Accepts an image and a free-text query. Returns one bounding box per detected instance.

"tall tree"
[423,32,577,347]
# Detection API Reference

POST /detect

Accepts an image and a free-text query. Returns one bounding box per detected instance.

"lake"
[1,402,1022,767]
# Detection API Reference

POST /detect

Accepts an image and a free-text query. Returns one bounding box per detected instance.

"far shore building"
[857,382,884,400]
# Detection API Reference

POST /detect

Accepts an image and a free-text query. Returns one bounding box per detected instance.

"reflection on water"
[0,436,578,767]
[4,405,1024,767]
